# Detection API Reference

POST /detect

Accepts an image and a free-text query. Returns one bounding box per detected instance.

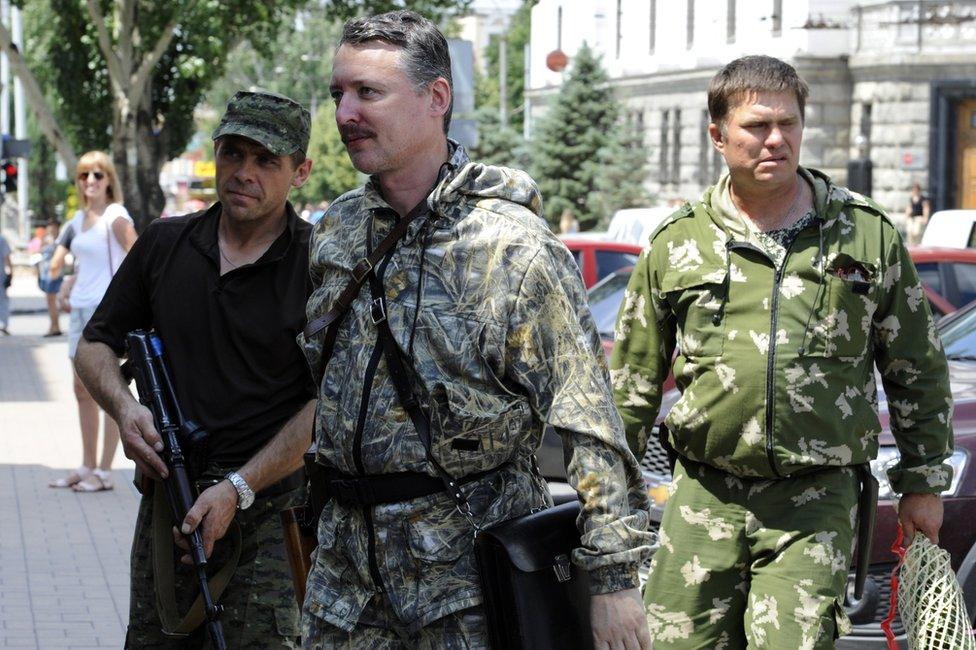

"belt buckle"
[370,297,387,324]
[352,258,373,283]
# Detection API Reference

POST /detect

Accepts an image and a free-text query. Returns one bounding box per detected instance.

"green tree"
[530,43,617,230]
[468,105,526,169]
[477,0,535,133]
[9,0,471,231]
[585,121,650,228]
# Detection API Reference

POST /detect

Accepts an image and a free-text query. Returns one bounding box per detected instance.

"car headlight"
[870,445,968,500]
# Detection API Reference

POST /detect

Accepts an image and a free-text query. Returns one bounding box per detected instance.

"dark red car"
[908,246,976,317]
[559,234,643,289]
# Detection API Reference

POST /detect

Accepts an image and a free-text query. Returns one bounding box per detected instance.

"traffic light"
[1,160,16,194]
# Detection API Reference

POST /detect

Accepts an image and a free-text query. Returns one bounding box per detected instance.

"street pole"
[12,3,25,237]
[499,34,507,127]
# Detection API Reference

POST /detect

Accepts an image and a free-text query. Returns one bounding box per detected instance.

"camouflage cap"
[212,90,311,156]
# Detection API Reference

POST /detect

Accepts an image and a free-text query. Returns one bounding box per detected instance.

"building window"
[859,102,873,157]
[687,0,695,50]
[772,0,782,36]
[727,0,736,43]
[660,109,670,184]
[616,0,623,59]
[635,110,646,148]
[699,110,711,186]
[649,0,657,54]
[672,109,682,184]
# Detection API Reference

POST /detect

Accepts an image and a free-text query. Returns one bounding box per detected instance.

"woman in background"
[47,151,136,492]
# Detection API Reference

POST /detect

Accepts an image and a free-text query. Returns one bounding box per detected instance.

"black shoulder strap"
[303,206,426,383]
[365,267,477,524]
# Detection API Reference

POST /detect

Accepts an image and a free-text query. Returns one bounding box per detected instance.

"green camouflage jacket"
[611,168,953,495]
[299,143,653,632]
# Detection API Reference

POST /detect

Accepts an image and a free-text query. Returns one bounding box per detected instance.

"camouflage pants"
[301,599,488,649]
[644,457,858,649]
[126,480,303,649]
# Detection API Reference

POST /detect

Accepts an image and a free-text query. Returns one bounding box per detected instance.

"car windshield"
[940,302,976,359]
[587,270,631,338]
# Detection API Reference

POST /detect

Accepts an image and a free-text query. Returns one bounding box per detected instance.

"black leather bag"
[474,500,594,650]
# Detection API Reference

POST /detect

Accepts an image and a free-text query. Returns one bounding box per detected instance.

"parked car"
[559,233,642,289]
[920,209,976,249]
[909,246,976,316]
[541,269,976,645]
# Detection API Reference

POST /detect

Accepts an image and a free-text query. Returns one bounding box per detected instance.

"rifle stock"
[280,446,326,606]
[124,330,227,650]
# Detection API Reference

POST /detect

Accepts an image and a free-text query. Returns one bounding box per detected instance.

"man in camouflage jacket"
[612,56,952,648]
[296,10,654,648]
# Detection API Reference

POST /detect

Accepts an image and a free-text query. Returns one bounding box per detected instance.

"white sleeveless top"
[60,204,133,309]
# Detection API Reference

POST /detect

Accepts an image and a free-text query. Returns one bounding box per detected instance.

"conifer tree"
[585,120,650,229]
[469,106,528,169]
[530,43,617,230]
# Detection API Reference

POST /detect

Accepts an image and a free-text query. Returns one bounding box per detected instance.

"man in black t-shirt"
[74,90,317,648]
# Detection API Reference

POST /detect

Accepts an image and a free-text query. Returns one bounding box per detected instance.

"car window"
[951,263,976,306]
[595,251,640,282]
[941,303,976,358]
[571,250,583,269]
[915,262,941,296]
[587,272,631,338]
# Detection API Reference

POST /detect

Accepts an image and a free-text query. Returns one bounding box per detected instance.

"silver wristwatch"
[225,472,255,510]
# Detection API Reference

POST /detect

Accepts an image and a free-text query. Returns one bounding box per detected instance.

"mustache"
[340,125,375,143]
[224,184,258,199]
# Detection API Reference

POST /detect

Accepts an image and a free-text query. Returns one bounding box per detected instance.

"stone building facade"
[525,0,976,220]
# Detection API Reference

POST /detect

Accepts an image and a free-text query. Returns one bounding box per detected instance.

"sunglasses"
[78,171,105,181]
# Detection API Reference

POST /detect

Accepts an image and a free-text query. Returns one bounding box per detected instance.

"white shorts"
[68,305,99,359]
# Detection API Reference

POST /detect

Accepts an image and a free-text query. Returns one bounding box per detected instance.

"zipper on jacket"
[764,268,784,478]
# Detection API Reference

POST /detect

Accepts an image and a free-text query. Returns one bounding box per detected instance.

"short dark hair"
[340,10,453,134]
[708,55,809,129]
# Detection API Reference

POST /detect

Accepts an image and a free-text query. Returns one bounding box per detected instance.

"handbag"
[474,501,594,650]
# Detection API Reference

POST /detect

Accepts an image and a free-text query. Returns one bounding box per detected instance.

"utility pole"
[12,3,25,238]
[499,34,507,127]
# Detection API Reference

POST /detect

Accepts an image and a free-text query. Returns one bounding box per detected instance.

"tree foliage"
[585,121,650,229]
[468,105,526,169]
[477,0,535,133]
[15,0,471,231]
[530,43,617,230]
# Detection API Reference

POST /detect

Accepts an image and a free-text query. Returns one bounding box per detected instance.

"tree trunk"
[133,99,166,232]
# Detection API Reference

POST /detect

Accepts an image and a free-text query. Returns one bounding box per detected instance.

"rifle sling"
[151,483,242,637]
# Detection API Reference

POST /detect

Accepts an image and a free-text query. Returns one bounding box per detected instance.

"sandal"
[49,466,93,488]
[43,330,63,337]
[72,470,114,493]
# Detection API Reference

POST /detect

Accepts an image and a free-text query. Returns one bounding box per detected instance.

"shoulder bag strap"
[105,217,115,275]
[366,265,479,527]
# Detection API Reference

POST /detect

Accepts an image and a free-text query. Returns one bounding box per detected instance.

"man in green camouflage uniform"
[611,56,953,648]
[295,10,654,648]
[74,91,317,647]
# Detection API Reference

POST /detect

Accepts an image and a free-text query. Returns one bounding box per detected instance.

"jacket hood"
[430,142,544,219]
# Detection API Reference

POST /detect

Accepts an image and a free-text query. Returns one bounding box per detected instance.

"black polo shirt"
[84,202,315,467]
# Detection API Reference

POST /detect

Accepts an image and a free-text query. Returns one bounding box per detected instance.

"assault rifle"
[123,330,227,650]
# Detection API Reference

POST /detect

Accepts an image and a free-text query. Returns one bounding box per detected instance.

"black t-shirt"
[83,203,315,467]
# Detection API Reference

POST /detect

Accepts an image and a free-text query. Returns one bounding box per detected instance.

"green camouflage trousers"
[301,600,488,649]
[126,480,303,649]
[644,457,858,649]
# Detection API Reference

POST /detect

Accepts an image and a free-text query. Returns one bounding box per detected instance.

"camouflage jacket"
[611,168,953,495]
[299,144,653,632]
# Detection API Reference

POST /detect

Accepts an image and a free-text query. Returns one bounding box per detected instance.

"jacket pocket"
[808,255,877,359]
[428,381,530,476]
[660,268,728,358]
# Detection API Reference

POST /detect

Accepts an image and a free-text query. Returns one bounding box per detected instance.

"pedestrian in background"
[36,219,63,337]
[0,231,11,335]
[905,181,930,245]
[47,151,136,493]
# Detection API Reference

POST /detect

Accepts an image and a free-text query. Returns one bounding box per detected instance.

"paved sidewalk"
[1,271,137,649]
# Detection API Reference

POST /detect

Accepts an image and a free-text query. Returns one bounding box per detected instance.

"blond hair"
[75,150,123,209]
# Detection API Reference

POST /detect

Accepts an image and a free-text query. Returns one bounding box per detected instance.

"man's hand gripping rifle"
[123,330,227,650]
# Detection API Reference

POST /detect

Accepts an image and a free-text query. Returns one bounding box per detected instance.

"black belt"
[323,465,505,508]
